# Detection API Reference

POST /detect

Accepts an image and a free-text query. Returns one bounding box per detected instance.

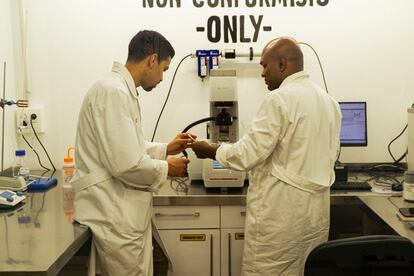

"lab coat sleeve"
[90,86,167,189]
[145,141,168,160]
[216,93,288,171]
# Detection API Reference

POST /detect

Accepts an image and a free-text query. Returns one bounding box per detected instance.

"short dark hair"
[127,30,175,63]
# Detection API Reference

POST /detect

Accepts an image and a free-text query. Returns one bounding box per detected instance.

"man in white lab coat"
[72,30,192,276]
[191,37,342,275]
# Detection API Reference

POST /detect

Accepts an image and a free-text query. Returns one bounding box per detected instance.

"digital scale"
[0,190,26,208]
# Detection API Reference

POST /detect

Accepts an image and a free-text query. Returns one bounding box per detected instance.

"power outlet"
[16,107,45,134]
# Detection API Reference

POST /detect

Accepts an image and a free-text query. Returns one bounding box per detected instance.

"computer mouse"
[391,183,403,191]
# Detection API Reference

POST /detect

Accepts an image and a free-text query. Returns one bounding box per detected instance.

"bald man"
[191,37,342,275]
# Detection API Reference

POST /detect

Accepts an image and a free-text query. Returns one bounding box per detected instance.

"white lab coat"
[72,62,170,276]
[216,71,342,276]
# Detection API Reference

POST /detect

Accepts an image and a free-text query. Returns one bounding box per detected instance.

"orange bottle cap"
[64,147,75,164]
[64,157,74,163]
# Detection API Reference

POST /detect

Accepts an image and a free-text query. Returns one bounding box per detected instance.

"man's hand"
[190,141,218,159]
[167,133,197,156]
[167,156,190,177]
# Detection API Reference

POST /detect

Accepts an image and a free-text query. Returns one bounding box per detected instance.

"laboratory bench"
[0,171,90,276]
[1,171,414,275]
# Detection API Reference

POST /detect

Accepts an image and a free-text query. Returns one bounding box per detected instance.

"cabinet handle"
[210,234,213,276]
[154,212,200,218]
[240,211,246,217]
[228,233,232,276]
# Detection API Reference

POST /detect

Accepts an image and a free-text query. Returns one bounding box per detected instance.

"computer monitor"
[339,102,367,146]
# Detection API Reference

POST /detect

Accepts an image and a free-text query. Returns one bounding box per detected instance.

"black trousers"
[153,237,168,276]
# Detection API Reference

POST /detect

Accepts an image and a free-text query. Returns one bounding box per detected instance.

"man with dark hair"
[191,37,341,275]
[127,30,175,63]
[73,30,191,276]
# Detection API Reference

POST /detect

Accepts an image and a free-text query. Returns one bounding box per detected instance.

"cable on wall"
[387,102,414,165]
[298,42,329,94]
[30,116,56,171]
[151,54,192,142]
[21,134,50,171]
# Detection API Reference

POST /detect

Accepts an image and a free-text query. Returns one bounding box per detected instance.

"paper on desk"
[371,185,403,195]
[396,211,414,222]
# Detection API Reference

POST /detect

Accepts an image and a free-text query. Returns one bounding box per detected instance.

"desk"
[0,172,413,275]
[359,195,414,242]
[0,172,90,276]
[154,180,414,243]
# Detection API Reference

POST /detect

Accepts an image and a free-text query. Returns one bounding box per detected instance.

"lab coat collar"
[279,71,309,88]
[112,61,139,99]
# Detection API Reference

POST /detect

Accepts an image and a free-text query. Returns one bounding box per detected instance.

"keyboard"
[331,181,372,191]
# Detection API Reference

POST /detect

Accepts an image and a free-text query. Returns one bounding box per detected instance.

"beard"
[143,83,158,92]
[142,80,158,92]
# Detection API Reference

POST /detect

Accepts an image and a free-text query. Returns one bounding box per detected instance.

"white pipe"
[18,0,29,99]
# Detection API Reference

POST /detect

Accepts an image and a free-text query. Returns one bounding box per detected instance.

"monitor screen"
[339,102,367,146]
[212,160,224,169]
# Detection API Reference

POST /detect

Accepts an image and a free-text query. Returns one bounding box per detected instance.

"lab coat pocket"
[120,188,152,235]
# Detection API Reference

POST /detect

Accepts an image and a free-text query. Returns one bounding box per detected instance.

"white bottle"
[62,147,75,223]
[62,147,75,183]
[13,150,30,180]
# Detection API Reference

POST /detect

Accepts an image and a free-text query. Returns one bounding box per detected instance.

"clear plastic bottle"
[13,150,30,180]
[62,147,75,223]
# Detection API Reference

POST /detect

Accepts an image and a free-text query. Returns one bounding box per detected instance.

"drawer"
[221,206,246,228]
[153,206,220,229]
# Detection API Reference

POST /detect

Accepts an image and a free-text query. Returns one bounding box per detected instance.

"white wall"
[0,0,20,171]
[6,0,414,175]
